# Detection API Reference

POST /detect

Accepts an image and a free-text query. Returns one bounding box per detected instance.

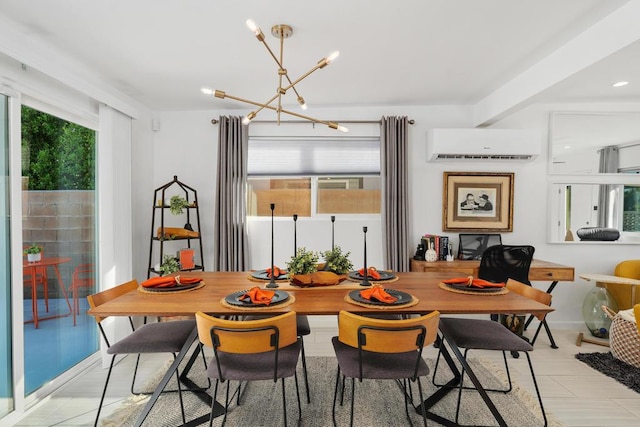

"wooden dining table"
[88,271,554,427]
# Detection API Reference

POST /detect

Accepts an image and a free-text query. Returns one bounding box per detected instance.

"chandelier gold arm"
[208,21,345,130]
[213,90,346,131]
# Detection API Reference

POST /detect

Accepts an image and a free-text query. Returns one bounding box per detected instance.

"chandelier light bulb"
[246,19,259,34]
[242,111,257,125]
[200,87,214,96]
[337,125,349,133]
[327,51,340,63]
[297,96,307,110]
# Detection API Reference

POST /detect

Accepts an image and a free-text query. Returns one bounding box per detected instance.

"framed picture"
[442,172,514,232]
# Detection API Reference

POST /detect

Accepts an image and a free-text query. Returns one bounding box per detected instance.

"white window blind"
[247,136,380,176]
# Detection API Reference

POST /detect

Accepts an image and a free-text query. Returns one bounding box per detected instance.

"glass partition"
[0,94,13,418]
[21,105,98,394]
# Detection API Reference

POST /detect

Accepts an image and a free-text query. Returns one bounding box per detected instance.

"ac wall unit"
[426,128,541,162]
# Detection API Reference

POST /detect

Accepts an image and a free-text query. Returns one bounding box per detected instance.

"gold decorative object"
[201,20,348,132]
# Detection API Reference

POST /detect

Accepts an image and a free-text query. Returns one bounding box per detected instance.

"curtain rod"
[210,118,415,125]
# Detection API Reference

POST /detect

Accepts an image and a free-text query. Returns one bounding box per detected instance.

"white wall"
[146,101,640,331]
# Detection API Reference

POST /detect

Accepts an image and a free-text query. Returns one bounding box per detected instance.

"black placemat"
[348,288,412,306]
[224,289,290,307]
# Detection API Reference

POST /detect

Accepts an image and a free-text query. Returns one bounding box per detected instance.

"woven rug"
[101,354,564,427]
[576,352,640,393]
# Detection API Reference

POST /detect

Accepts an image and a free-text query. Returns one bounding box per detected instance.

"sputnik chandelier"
[201,19,348,132]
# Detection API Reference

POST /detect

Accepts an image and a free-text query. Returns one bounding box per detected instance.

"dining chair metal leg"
[174,361,186,425]
[300,338,311,403]
[416,378,428,427]
[94,355,116,427]
[524,352,548,427]
[281,378,288,427]
[209,379,219,427]
[349,377,356,427]
[332,367,341,427]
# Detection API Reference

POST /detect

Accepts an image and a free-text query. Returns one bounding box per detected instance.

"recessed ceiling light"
[612,81,629,87]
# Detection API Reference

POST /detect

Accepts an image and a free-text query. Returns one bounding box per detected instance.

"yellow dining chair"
[195,310,302,426]
[331,310,440,427]
[88,280,203,427]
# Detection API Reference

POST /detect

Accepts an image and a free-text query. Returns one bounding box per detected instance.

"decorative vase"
[425,241,438,262]
[27,253,41,263]
[581,286,619,338]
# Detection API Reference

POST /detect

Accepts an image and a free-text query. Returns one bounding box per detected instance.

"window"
[621,169,640,232]
[247,136,381,216]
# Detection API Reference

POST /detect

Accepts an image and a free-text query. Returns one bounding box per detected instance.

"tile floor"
[11,328,640,427]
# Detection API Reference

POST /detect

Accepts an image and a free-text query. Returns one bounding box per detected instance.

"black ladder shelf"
[147,175,204,278]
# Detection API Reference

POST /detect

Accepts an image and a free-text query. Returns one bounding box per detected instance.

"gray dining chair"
[87,279,205,427]
[433,279,549,426]
[331,310,440,427]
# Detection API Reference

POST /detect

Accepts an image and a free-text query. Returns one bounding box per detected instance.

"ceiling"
[0,0,639,118]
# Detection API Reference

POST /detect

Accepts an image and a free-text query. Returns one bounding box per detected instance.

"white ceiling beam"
[473,0,640,126]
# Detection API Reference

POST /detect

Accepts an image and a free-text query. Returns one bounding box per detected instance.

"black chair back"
[478,245,535,285]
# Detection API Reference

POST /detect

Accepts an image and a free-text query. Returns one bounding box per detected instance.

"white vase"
[425,242,438,262]
[27,253,41,263]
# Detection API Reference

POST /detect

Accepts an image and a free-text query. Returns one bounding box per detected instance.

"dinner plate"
[142,281,202,293]
[441,282,505,293]
[251,269,289,281]
[348,270,396,281]
[348,288,412,306]
[224,289,290,307]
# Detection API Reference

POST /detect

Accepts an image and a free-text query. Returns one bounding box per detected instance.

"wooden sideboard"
[410,259,575,283]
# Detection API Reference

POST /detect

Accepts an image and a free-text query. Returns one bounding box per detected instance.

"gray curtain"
[597,146,619,227]
[380,116,410,272]
[214,116,249,271]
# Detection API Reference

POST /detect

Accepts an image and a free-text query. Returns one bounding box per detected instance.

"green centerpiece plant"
[286,247,319,275]
[321,246,353,274]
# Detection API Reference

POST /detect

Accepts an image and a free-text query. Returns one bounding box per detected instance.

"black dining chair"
[480,244,534,324]
[331,310,440,427]
[432,279,549,426]
[478,244,535,286]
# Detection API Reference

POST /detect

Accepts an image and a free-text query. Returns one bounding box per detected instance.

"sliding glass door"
[0,94,13,417]
[21,105,99,394]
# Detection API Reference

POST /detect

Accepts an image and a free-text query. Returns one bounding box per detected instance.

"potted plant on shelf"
[24,245,43,263]
[321,246,353,274]
[159,254,180,276]
[169,195,190,215]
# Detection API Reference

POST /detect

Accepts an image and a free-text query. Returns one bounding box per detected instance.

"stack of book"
[421,234,451,261]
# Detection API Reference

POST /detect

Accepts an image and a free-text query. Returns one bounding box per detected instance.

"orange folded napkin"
[442,276,505,289]
[266,266,284,278]
[358,267,381,280]
[239,287,276,305]
[140,276,177,288]
[176,276,202,285]
[360,284,398,304]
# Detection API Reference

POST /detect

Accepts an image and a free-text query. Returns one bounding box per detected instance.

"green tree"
[21,106,95,190]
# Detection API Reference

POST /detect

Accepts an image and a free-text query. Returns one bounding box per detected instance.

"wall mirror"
[548,177,640,244]
[549,112,640,175]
